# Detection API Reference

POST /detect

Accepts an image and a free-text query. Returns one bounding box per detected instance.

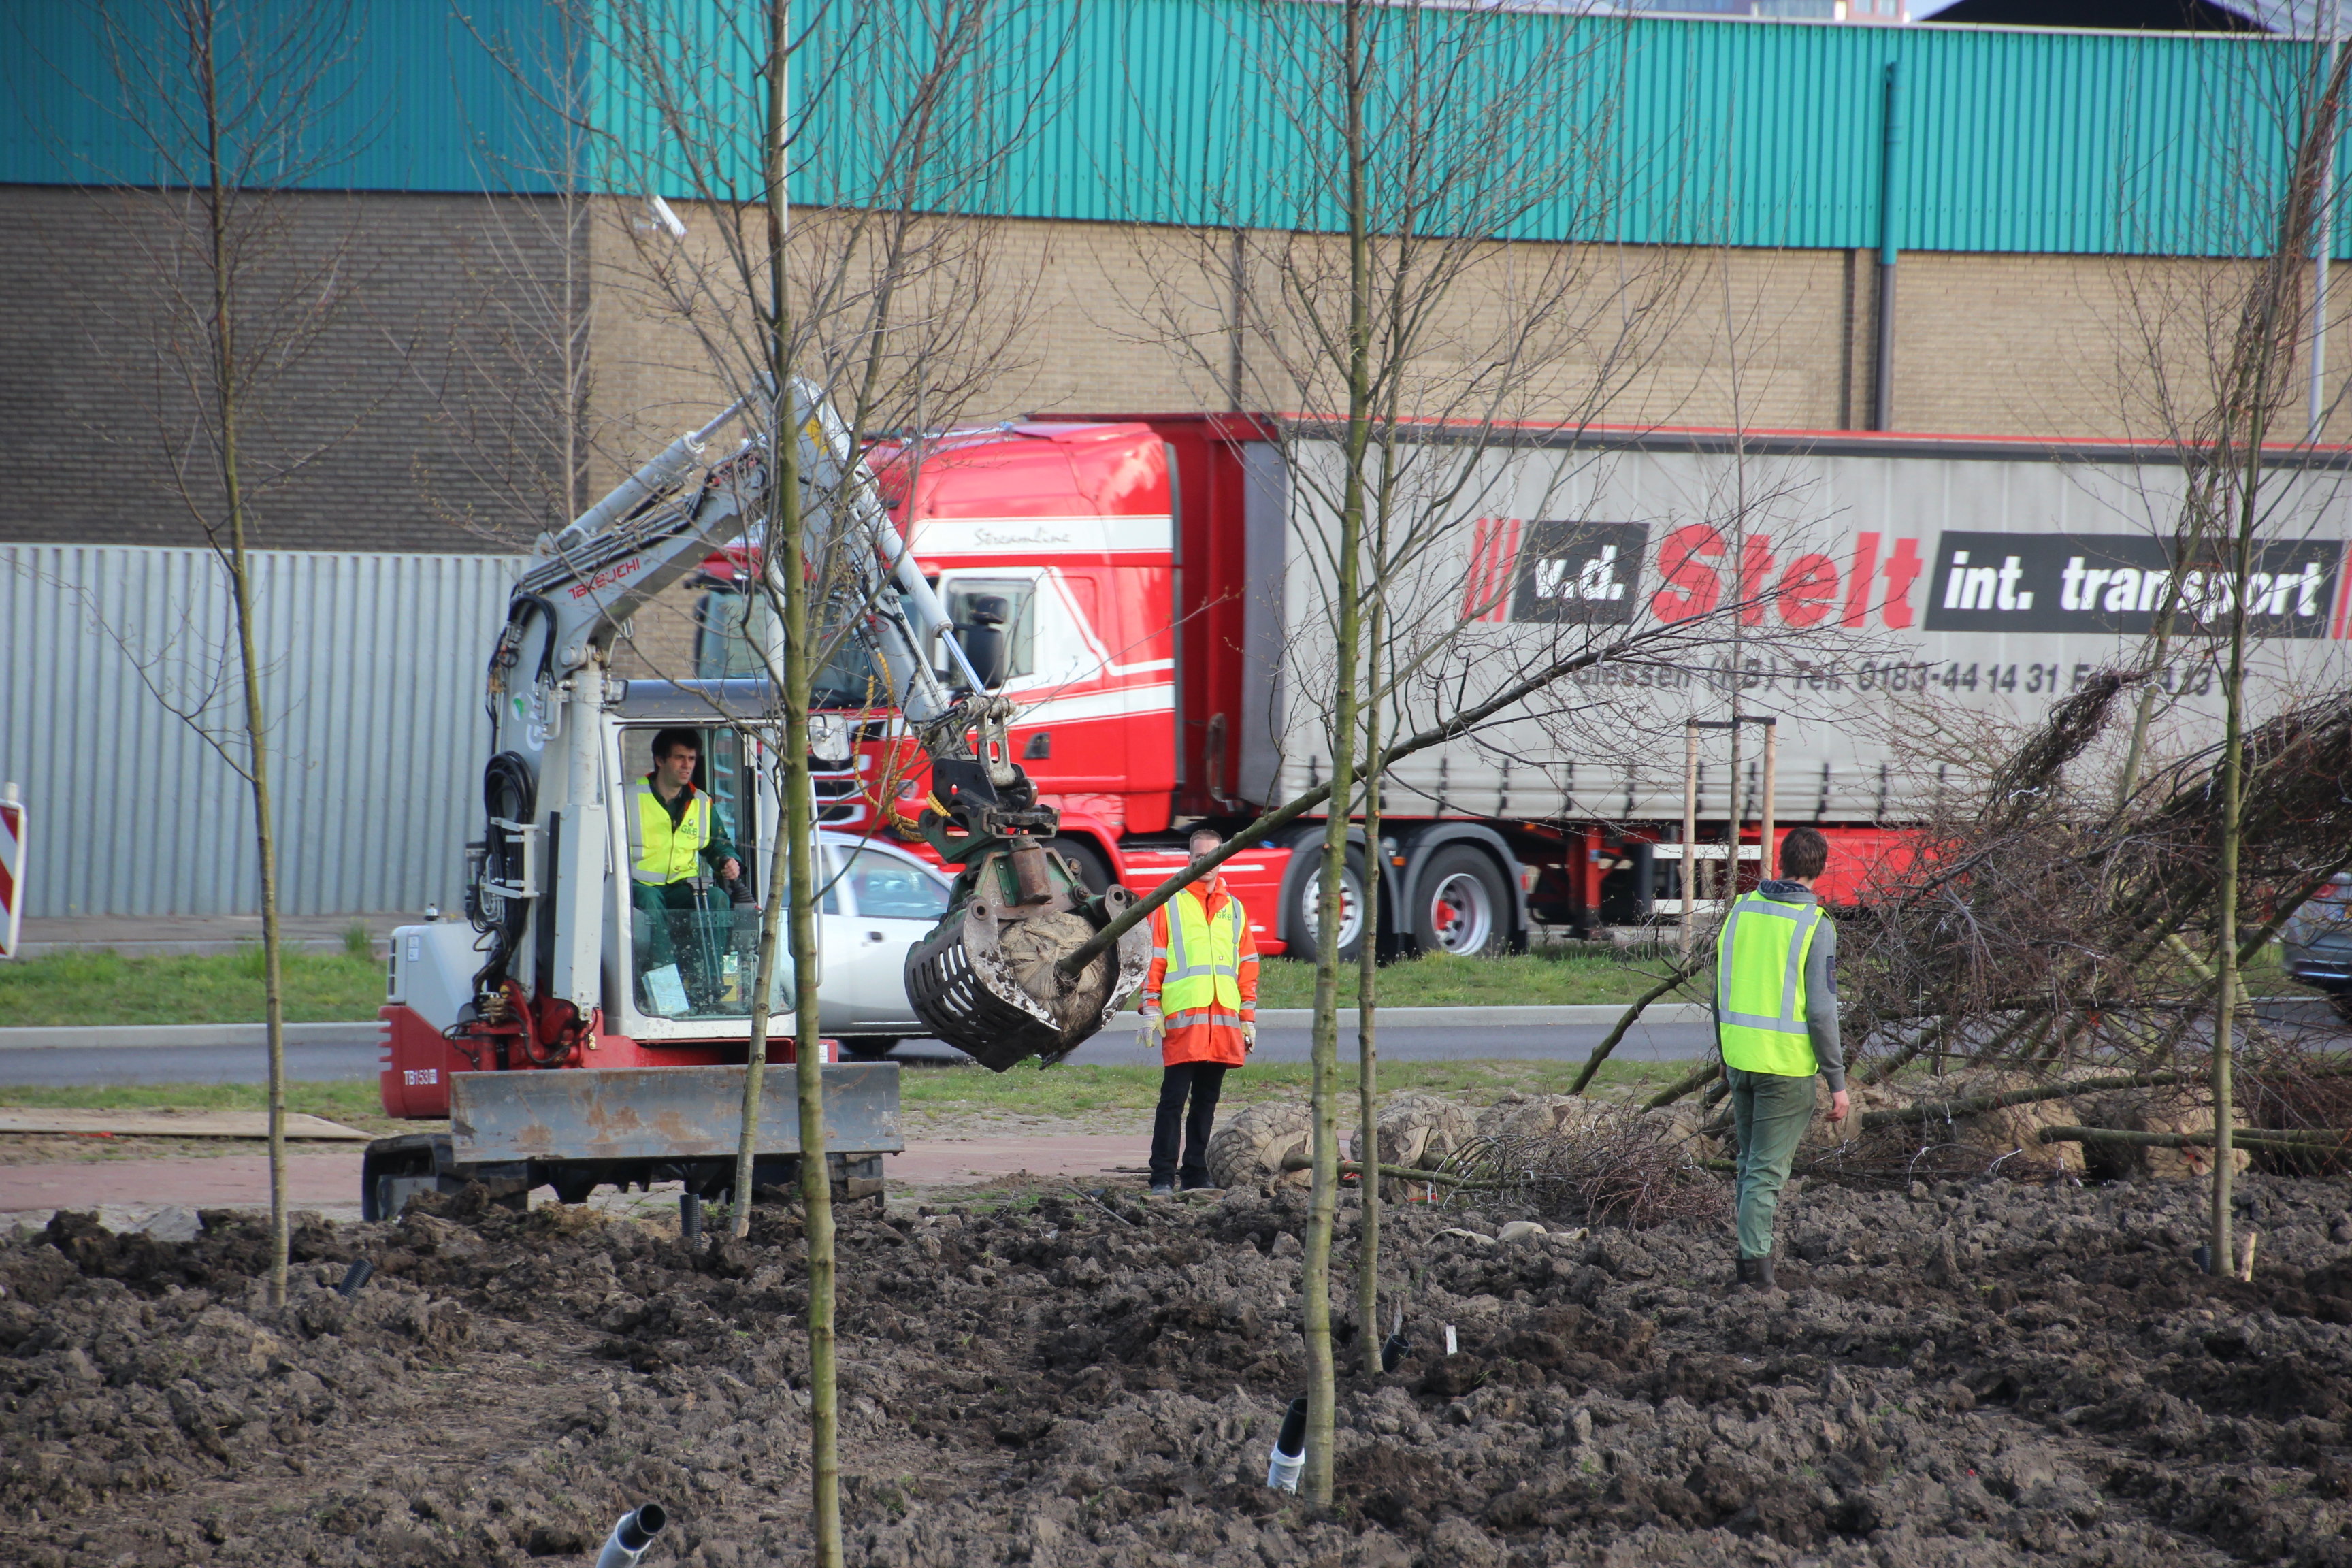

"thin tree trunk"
[1355,600,1383,1384]
[757,6,840,1559]
[227,452,287,1313]
[2115,547,2190,807]
[2211,428,2260,1277]
[1301,0,1373,1507]
[735,827,785,1216]
[2200,43,2349,1269]
[195,0,287,1310]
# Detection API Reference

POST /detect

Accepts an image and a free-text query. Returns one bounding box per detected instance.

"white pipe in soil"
[1264,1396,1307,1493]
[596,1503,668,1568]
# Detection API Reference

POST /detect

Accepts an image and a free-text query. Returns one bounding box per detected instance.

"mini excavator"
[361,385,1150,1218]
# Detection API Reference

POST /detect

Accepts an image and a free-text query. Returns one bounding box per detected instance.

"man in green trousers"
[1716,824,1848,1290]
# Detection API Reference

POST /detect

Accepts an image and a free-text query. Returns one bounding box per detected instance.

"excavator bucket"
[904,846,1152,1071]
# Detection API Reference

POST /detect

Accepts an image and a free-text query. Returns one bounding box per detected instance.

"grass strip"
[1250,950,1695,1011]
[0,946,385,1028]
[1,943,1686,1026]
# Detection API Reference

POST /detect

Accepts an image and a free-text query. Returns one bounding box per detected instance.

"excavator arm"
[472,382,1148,1071]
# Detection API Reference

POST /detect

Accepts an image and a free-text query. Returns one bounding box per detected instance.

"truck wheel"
[840,1036,900,1061]
[1284,844,1367,965]
[1052,836,1112,895]
[1412,847,1509,958]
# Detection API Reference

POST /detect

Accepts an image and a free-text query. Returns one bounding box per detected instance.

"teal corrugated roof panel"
[3,0,2347,259]
[1,0,575,193]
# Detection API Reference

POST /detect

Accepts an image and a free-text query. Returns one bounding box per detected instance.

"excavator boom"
[478,381,1147,1071]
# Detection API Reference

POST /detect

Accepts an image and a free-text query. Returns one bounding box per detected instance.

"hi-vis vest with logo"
[1160,889,1246,1028]
[1716,890,1823,1077]
[628,781,712,885]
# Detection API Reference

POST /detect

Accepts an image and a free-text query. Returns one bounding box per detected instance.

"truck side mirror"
[956,595,1009,690]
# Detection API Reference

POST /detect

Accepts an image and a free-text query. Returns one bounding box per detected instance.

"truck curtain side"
[1100,417,2352,934]
[698,419,2351,954]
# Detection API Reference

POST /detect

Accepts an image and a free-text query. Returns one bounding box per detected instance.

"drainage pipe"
[1873,62,1901,434]
[1264,1396,1308,1493]
[596,1504,668,1568]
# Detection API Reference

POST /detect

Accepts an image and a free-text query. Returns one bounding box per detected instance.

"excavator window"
[618,724,777,1021]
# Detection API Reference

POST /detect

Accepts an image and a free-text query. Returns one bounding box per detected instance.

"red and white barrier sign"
[0,784,23,960]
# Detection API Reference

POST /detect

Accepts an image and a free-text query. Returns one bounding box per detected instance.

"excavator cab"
[614,724,766,1022]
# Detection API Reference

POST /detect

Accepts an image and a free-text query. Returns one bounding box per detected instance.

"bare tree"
[2100,35,2352,1269]
[540,2,1071,1558]
[50,0,374,1309]
[1098,0,1875,1501]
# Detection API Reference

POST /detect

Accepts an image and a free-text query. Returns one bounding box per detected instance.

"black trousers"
[1150,1062,1228,1188]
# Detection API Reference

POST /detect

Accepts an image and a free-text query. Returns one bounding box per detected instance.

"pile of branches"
[2238,1055,2352,1177]
[1434,1107,1721,1230]
[1833,682,2352,1083]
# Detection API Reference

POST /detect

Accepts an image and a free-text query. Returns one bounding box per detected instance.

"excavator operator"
[628,729,742,1000]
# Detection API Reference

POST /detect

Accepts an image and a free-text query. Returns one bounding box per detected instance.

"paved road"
[0,1023,1712,1087]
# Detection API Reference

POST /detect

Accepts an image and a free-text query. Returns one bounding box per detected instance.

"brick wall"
[12,183,2340,561]
[585,210,2323,449]
[0,185,583,554]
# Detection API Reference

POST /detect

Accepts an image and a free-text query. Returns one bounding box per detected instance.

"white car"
[815,830,957,1057]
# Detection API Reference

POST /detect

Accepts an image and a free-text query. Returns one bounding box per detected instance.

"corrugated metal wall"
[0,546,523,917]
[0,0,572,195]
[1040,6,2334,256]
[5,0,2345,259]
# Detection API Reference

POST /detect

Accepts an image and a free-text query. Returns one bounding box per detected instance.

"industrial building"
[3,1,2345,914]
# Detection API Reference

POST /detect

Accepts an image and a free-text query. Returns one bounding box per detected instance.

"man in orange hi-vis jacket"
[1138,825,1260,1196]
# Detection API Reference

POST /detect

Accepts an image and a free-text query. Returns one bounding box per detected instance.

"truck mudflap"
[359,1062,900,1220]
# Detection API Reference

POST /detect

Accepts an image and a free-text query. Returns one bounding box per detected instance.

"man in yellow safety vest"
[627,729,742,982]
[1137,825,1259,1196]
[1716,823,1848,1290]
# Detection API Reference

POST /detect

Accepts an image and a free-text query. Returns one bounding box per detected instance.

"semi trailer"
[691,417,2352,990]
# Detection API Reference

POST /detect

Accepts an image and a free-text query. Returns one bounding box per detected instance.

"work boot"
[1753,1255,1778,1291]
[1149,1183,1175,1198]
[1734,1256,1763,1290]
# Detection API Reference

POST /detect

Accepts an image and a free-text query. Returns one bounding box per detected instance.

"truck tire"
[1052,836,1112,895]
[839,1036,900,1061]
[1282,843,1367,965]
[1411,846,1510,958]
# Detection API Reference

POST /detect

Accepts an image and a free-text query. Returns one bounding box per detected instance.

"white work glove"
[1242,1019,1256,1051]
[1137,1007,1163,1051]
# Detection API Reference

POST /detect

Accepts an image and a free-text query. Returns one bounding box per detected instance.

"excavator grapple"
[906,842,1151,1071]
[898,729,1150,1068]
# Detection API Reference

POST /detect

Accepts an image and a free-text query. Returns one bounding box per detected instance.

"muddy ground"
[10,1171,2352,1567]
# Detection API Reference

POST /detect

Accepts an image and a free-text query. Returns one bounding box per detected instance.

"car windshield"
[843,849,951,919]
